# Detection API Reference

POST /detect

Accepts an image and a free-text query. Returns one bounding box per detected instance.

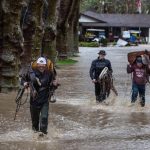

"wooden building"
[79,11,150,43]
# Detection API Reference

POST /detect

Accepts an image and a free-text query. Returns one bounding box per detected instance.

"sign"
[116,39,128,47]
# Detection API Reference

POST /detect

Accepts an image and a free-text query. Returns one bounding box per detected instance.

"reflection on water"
[1,46,150,150]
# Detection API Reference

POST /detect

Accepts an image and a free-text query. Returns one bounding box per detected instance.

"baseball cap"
[37,57,47,65]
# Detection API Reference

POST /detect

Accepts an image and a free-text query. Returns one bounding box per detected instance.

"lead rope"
[14,87,29,120]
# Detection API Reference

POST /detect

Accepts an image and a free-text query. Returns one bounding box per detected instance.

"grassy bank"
[56,58,78,65]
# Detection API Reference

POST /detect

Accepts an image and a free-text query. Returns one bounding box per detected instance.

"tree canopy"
[80,0,150,14]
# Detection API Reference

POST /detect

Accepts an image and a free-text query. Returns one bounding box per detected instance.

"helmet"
[98,50,106,55]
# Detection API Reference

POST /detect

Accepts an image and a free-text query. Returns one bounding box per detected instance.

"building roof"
[80,11,150,28]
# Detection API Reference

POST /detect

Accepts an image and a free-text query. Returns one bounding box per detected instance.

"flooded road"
[1,45,150,150]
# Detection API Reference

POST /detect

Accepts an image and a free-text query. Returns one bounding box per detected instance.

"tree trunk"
[67,0,78,56]
[68,0,80,55]
[73,1,80,53]
[56,0,73,59]
[21,0,44,66]
[125,0,129,13]
[67,25,74,57]
[42,0,58,63]
[0,0,25,92]
[0,1,3,92]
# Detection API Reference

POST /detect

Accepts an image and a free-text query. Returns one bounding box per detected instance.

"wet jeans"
[131,82,145,106]
[30,102,49,134]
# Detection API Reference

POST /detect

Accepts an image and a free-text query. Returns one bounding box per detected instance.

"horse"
[97,67,118,101]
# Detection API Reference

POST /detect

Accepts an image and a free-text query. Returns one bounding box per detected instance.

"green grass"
[79,41,99,47]
[56,58,78,65]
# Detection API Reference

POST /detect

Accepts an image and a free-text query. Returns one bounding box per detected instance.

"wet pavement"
[1,45,150,150]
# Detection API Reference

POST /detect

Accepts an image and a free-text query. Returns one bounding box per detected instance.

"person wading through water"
[90,50,113,103]
[127,56,150,107]
[21,57,58,136]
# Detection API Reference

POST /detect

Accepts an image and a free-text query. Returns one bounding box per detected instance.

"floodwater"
[1,45,150,150]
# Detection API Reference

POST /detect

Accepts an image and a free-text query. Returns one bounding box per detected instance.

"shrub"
[79,42,99,47]
[100,38,108,47]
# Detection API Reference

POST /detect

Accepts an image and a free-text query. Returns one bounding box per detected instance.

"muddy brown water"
[1,45,150,150]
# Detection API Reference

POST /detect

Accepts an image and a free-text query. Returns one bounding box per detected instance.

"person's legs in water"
[99,82,106,102]
[30,105,41,132]
[39,102,49,134]
[131,82,139,103]
[95,82,100,102]
[138,84,145,107]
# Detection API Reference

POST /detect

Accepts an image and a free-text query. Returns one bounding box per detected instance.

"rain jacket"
[90,58,112,80]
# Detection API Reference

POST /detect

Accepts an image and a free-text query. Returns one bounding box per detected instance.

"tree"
[56,0,80,59]
[21,0,44,66]
[0,0,25,92]
[0,0,80,92]
[56,0,73,59]
[80,0,150,14]
[67,0,80,56]
[42,0,58,63]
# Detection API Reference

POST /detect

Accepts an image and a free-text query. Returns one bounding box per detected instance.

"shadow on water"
[1,46,150,150]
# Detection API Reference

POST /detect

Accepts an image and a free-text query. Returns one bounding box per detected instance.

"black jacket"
[21,68,54,106]
[90,58,112,80]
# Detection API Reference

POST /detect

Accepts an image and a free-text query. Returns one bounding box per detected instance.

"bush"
[100,38,108,47]
[79,42,99,47]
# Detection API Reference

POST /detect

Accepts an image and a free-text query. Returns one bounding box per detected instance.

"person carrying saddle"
[127,55,150,107]
[21,57,58,136]
[90,50,113,103]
